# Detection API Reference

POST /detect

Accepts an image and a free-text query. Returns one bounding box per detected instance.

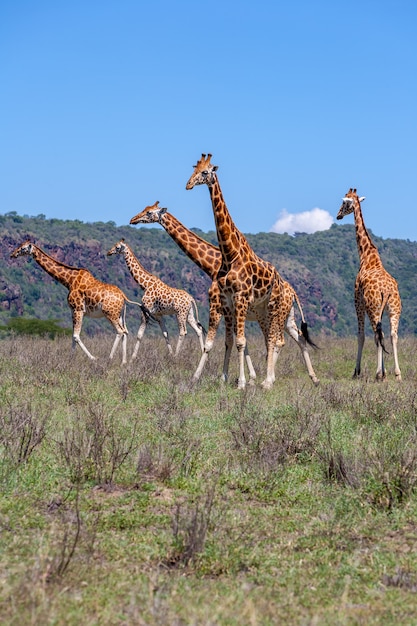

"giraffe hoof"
[312,377,320,387]
[261,379,273,390]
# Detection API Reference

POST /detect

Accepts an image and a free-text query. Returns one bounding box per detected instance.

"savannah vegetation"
[1,211,417,337]
[1,331,417,625]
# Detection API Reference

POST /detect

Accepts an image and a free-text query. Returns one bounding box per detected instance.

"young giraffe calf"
[107,239,205,358]
[11,240,152,363]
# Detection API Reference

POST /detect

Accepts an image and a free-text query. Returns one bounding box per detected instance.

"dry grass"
[0,331,417,625]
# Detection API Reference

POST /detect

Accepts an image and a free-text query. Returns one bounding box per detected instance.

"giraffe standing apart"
[185,154,319,389]
[130,202,319,386]
[107,239,205,358]
[10,240,151,364]
[337,189,402,380]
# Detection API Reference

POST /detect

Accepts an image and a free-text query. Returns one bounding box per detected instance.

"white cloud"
[270,208,334,235]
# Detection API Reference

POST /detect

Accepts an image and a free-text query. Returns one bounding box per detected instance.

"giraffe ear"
[359,196,366,202]
[213,165,218,172]
[160,207,168,215]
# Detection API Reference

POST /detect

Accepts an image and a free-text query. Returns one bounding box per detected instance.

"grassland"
[1,332,417,625]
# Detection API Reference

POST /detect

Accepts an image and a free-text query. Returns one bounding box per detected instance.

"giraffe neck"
[160,212,221,279]
[353,203,383,269]
[207,175,252,266]
[122,245,158,290]
[32,246,80,289]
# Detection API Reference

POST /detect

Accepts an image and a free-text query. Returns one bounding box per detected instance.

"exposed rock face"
[0,276,23,314]
[1,217,417,336]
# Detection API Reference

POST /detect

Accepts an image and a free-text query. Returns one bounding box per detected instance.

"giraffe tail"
[126,299,158,325]
[141,303,158,325]
[293,291,319,349]
[375,293,390,354]
[191,298,207,336]
[375,322,389,354]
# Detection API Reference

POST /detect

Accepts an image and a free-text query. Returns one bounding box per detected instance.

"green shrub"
[0,317,71,338]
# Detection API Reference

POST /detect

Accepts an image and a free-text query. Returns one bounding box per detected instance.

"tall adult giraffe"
[185,153,319,389]
[107,239,205,358]
[130,201,257,382]
[10,240,151,363]
[337,189,402,380]
[130,202,319,386]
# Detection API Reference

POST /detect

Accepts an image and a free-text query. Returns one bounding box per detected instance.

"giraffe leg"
[285,306,320,385]
[235,318,257,384]
[353,298,365,378]
[236,342,247,389]
[72,309,96,360]
[192,298,256,384]
[390,320,402,381]
[234,296,249,390]
[173,312,188,357]
[187,303,205,353]
[259,291,285,390]
[193,300,223,381]
[109,334,123,362]
[255,308,280,389]
[158,318,174,355]
[244,346,257,383]
[121,333,127,364]
[374,322,386,381]
[354,329,365,378]
[131,314,148,361]
[109,317,128,364]
[220,304,257,384]
[221,314,235,383]
[261,319,284,390]
[174,331,186,356]
[187,314,205,353]
[261,348,278,389]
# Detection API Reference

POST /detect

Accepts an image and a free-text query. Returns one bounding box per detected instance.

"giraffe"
[107,239,205,358]
[185,153,319,389]
[130,201,256,381]
[130,202,319,386]
[10,240,152,364]
[337,189,402,381]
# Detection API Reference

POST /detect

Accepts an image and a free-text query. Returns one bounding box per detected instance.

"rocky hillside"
[1,211,416,337]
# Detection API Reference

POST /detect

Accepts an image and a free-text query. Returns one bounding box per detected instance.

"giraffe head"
[186,153,218,190]
[337,188,366,220]
[10,240,35,258]
[130,201,167,225]
[107,239,128,256]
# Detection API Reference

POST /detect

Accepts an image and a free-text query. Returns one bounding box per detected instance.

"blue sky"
[1,1,416,241]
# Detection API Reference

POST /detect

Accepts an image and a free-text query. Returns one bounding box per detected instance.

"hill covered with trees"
[1,211,416,337]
